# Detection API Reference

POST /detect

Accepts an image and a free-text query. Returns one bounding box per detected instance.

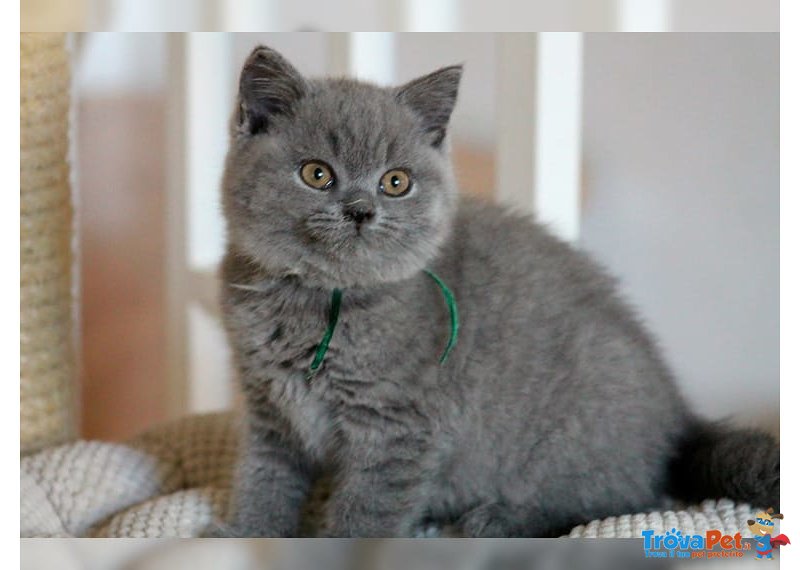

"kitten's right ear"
[237,46,308,136]
[396,65,463,148]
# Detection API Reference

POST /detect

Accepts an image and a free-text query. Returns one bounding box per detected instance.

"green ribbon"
[307,270,458,377]
[308,287,343,375]
[423,270,459,364]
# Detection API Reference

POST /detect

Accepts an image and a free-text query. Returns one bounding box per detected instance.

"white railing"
[165,33,234,416]
[495,33,583,242]
[328,33,395,85]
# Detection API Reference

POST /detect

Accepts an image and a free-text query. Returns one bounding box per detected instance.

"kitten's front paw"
[412,524,442,538]
[458,503,513,538]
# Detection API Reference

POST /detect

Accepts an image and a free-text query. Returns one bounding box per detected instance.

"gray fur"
[208,46,779,538]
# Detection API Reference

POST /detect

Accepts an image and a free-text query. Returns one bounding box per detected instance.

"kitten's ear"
[396,65,463,148]
[237,46,308,136]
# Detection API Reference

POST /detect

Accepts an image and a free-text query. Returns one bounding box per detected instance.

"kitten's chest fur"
[222,256,446,458]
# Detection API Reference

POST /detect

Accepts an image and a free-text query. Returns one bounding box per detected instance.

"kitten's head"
[223,46,462,289]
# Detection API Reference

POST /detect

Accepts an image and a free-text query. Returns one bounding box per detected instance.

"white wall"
[580,33,779,432]
[76,32,166,95]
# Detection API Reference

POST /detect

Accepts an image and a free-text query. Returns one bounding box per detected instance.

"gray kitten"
[208,46,779,538]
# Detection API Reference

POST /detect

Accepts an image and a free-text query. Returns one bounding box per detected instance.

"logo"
[641,507,790,560]
[747,508,790,560]
[642,528,749,559]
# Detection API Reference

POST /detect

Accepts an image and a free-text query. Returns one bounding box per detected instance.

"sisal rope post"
[20,33,77,454]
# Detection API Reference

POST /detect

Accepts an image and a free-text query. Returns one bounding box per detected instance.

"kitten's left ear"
[396,65,463,148]
[237,46,309,136]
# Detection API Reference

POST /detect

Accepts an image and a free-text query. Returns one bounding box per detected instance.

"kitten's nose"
[342,200,375,226]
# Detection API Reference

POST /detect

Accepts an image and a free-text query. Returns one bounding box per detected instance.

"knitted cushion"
[21,413,237,538]
[567,499,756,538]
[20,411,758,538]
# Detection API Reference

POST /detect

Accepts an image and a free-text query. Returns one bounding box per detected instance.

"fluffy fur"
[208,46,779,538]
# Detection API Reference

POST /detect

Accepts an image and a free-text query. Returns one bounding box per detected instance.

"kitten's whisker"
[230,282,270,292]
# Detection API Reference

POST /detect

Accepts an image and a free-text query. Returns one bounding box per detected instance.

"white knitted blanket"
[20,412,757,538]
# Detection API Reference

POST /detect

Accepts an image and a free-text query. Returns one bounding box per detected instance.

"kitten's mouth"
[303,215,373,249]
[292,209,441,287]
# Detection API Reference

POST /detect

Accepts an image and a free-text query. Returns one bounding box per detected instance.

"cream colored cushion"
[20,412,757,538]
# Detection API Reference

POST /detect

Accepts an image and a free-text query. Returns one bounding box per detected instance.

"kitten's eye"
[300,161,335,190]
[379,169,412,197]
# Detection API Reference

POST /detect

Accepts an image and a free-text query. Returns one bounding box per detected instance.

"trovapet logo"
[642,528,748,559]
[642,507,790,560]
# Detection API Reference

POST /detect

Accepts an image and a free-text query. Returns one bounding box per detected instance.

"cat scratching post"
[20,33,77,454]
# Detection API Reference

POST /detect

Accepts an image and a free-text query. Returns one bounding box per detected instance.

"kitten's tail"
[668,421,779,509]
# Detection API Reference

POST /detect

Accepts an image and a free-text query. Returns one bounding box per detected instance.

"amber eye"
[379,169,412,197]
[300,161,335,190]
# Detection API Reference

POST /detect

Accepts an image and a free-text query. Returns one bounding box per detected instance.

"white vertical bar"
[188,303,233,413]
[350,33,395,86]
[495,33,584,243]
[405,0,460,31]
[186,33,230,269]
[616,0,671,31]
[166,33,234,417]
[329,33,395,86]
[534,32,583,242]
[186,33,234,413]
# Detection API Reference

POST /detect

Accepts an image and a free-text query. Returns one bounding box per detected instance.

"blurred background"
[20,537,711,570]
[71,31,778,440]
[23,0,779,31]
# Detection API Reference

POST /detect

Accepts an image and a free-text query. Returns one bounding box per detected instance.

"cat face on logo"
[222,46,463,289]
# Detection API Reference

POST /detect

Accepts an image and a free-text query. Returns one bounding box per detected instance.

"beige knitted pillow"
[21,412,758,539]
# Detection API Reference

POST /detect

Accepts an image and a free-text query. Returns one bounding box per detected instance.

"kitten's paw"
[412,524,442,538]
[458,503,513,538]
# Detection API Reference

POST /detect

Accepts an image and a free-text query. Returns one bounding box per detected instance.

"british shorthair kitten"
[207,46,778,537]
